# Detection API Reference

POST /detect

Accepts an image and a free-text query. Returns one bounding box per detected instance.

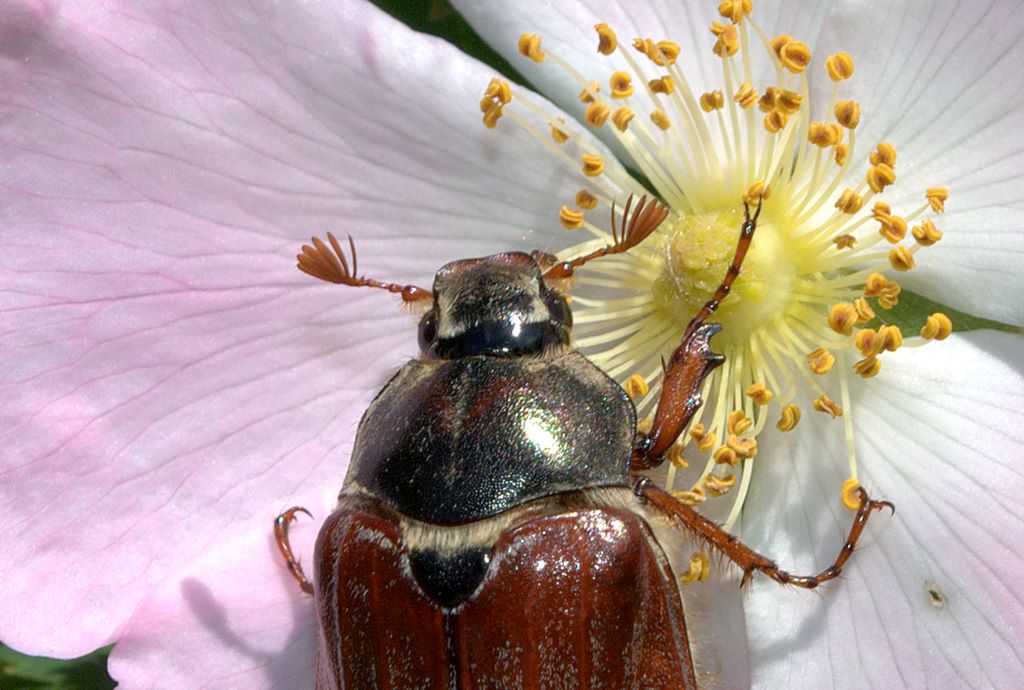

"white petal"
[740,330,1024,687]
[818,0,1024,323]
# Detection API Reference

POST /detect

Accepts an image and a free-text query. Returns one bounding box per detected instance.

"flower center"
[654,209,794,349]
[479,1,953,533]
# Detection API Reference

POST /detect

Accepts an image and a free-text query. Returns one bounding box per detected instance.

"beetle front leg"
[274,507,314,595]
[631,200,761,470]
[637,480,893,589]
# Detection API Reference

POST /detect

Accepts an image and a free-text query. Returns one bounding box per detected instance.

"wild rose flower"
[1,0,1022,688]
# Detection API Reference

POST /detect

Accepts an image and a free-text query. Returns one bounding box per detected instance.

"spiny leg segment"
[631,201,762,468]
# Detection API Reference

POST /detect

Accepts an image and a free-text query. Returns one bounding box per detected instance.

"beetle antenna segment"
[637,481,893,589]
[297,233,432,302]
[543,194,669,280]
[274,507,315,595]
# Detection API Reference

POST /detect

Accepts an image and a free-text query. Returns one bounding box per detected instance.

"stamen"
[581,153,605,176]
[518,33,546,62]
[926,187,949,212]
[559,206,585,229]
[921,313,953,340]
[625,373,650,398]
[776,403,801,431]
[888,246,915,271]
[680,551,710,584]
[912,219,943,245]
[840,478,862,510]
[825,51,855,81]
[576,189,598,209]
[595,22,617,54]
[747,383,773,405]
[813,394,843,417]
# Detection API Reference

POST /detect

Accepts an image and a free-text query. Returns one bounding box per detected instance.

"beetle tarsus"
[275,507,315,595]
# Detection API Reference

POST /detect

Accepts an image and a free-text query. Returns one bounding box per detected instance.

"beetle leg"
[274,507,315,595]
[631,201,761,469]
[638,481,893,589]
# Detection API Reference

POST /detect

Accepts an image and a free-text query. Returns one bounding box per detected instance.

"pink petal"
[0,0,608,684]
[741,331,1024,687]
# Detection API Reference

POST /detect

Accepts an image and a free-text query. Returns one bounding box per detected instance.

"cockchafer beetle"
[275,195,892,689]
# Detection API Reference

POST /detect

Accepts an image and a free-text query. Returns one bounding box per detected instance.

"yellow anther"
[711,22,739,57]
[581,153,605,177]
[690,424,717,452]
[575,189,598,209]
[595,22,618,55]
[559,206,585,229]
[550,122,569,143]
[912,219,943,246]
[728,409,752,435]
[718,0,752,23]
[764,111,788,133]
[813,394,843,418]
[870,142,897,168]
[769,34,792,59]
[579,80,600,103]
[744,181,769,205]
[854,328,880,356]
[713,446,739,467]
[484,78,512,105]
[650,109,672,130]
[680,551,710,584]
[758,86,778,113]
[481,102,504,129]
[809,121,840,147]
[704,472,737,497]
[921,313,953,340]
[728,434,758,459]
[747,383,773,405]
[834,143,849,166]
[585,101,612,128]
[877,286,901,310]
[624,373,649,398]
[871,201,891,222]
[632,38,680,66]
[826,51,855,81]
[609,71,633,99]
[777,89,803,115]
[867,163,896,193]
[671,486,707,506]
[926,187,949,213]
[700,90,725,112]
[518,33,545,62]
[776,403,801,431]
[828,303,858,336]
[835,99,861,129]
[807,347,836,374]
[636,417,653,434]
[853,355,882,379]
[879,215,908,243]
[835,188,864,214]
[779,40,811,73]
[864,273,894,297]
[841,478,862,511]
[649,76,675,95]
[889,245,915,271]
[878,324,903,352]
[612,106,635,132]
[734,81,758,108]
[834,234,856,249]
[668,444,689,469]
[853,297,875,323]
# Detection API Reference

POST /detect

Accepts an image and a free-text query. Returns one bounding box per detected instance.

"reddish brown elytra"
[276,196,892,688]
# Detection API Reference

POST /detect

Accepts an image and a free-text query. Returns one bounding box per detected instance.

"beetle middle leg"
[636,478,893,589]
[274,507,314,594]
[631,200,761,470]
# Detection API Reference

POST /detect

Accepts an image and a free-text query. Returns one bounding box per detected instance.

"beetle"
[274,195,892,689]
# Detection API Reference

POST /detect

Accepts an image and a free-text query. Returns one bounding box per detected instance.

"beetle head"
[418,252,571,359]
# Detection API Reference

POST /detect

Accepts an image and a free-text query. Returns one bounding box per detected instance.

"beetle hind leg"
[274,507,314,594]
[637,479,893,589]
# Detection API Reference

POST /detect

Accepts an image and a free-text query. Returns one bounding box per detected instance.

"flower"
[1,0,1022,688]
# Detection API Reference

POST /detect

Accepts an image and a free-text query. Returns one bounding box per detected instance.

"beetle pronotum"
[275,195,891,689]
